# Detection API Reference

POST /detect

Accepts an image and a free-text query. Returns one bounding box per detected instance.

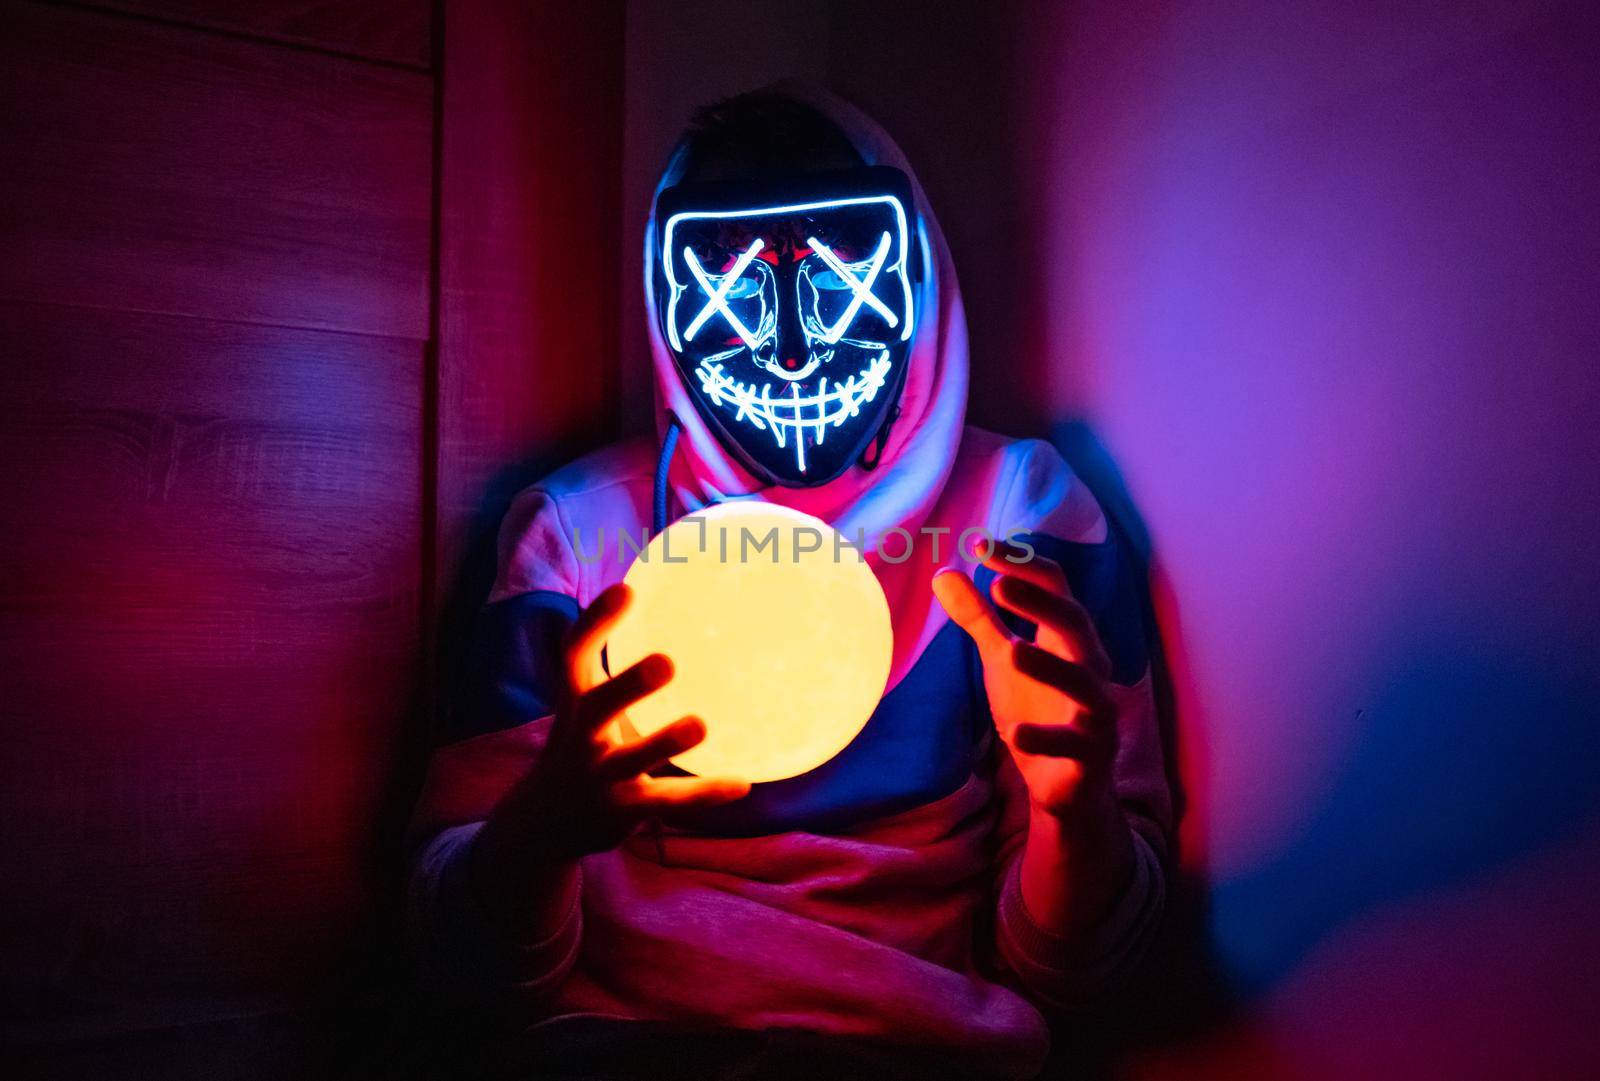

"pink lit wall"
[1019,2,1600,1076]
[624,1,1600,1075]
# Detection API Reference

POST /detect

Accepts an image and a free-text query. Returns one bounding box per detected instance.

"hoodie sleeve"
[984,439,1174,1009]
[405,488,587,1003]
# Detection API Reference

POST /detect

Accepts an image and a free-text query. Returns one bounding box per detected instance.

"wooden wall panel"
[0,0,432,1056]
[0,1,432,337]
[1,0,631,1070]
[0,302,423,1041]
[93,0,432,68]
[433,0,625,692]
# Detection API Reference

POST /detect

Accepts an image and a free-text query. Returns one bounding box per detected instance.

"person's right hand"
[471,582,749,932]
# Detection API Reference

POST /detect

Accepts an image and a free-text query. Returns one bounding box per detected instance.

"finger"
[1012,641,1117,726]
[565,583,632,694]
[932,569,1013,657]
[616,775,752,812]
[981,542,1068,593]
[991,575,1112,677]
[575,653,673,732]
[594,715,706,781]
[1013,721,1104,763]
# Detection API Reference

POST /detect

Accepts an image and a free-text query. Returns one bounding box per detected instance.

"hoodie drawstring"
[653,414,683,536]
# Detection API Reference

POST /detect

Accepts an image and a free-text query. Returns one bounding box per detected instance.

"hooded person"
[406,85,1173,1079]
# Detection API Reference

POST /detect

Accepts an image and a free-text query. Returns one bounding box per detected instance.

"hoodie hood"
[644,82,969,553]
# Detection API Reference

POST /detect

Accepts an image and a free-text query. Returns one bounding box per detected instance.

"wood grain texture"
[0,301,423,1041]
[0,0,634,1065]
[0,0,432,337]
[434,0,625,633]
[91,0,432,68]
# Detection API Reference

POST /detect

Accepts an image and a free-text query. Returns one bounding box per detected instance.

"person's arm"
[407,484,747,1000]
[405,551,586,998]
[935,538,1169,1006]
[408,820,584,1002]
[990,710,1168,1006]
[410,584,747,999]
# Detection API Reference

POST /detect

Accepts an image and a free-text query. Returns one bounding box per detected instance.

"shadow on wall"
[1211,627,1600,994]
[1046,419,1600,1074]
[1011,1,1600,1075]
[1004,2,1600,1074]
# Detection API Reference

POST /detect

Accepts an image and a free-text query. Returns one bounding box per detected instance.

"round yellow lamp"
[607,501,892,784]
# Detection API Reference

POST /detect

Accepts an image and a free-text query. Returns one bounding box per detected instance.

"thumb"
[933,569,1013,658]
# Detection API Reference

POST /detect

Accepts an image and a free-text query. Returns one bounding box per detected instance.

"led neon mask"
[654,167,921,487]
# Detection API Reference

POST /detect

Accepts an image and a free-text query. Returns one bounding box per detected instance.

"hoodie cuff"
[414,822,584,996]
[995,826,1164,1005]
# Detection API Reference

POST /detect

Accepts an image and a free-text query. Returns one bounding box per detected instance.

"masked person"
[407,86,1173,1080]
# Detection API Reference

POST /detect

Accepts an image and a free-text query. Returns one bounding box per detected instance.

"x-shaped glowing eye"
[685,239,765,348]
[804,232,897,344]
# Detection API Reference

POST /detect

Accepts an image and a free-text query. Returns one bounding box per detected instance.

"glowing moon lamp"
[607,501,892,784]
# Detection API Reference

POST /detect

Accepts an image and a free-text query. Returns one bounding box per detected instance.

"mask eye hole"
[721,276,763,300]
[811,269,852,292]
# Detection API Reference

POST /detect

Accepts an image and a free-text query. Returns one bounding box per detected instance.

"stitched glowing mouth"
[695,351,893,472]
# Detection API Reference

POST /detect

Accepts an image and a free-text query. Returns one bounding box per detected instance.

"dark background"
[4,1,1598,1078]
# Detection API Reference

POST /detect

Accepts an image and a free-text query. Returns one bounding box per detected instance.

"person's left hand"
[932,541,1120,822]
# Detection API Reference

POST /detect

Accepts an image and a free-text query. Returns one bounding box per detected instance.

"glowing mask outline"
[659,190,917,480]
[683,238,770,348]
